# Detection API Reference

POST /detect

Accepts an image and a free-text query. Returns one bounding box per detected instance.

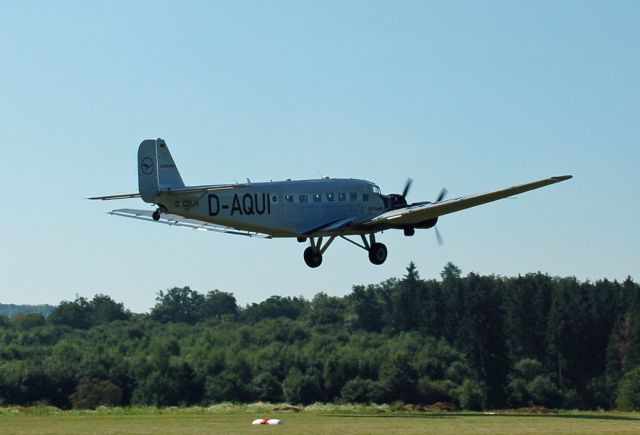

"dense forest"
[0,304,53,319]
[1,263,640,411]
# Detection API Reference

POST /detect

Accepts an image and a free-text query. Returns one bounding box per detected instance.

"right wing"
[108,208,272,238]
[364,175,573,227]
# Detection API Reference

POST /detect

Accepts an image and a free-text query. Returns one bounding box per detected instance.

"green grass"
[1,404,639,434]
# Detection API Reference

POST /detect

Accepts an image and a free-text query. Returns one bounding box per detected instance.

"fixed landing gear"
[368,242,388,265]
[301,233,387,268]
[152,205,167,221]
[302,236,335,268]
[303,247,322,268]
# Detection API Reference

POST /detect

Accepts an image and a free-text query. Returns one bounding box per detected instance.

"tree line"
[1,263,639,411]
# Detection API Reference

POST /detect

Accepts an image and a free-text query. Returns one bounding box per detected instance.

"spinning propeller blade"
[402,178,413,199]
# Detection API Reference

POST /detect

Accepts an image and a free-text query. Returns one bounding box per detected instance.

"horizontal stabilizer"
[109,208,272,238]
[160,183,245,194]
[88,193,140,201]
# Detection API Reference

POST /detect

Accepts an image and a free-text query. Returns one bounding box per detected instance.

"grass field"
[1,404,639,434]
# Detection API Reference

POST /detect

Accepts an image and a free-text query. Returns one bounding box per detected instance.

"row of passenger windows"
[283,193,370,203]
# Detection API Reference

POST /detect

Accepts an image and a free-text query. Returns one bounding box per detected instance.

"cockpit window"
[372,185,381,194]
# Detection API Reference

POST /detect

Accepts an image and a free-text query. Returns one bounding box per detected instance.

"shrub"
[70,379,123,409]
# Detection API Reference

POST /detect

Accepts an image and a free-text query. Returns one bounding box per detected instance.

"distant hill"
[0,303,54,318]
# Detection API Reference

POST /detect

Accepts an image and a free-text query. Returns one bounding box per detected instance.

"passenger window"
[338,193,346,201]
[299,194,308,203]
[363,193,369,202]
[313,194,322,202]
[285,194,293,203]
[326,193,334,201]
[350,192,358,201]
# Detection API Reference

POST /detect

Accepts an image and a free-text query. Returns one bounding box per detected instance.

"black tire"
[303,247,322,268]
[368,242,388,265]
[152,210,161,221]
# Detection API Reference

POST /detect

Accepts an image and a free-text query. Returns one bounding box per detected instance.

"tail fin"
[138,138,185,203]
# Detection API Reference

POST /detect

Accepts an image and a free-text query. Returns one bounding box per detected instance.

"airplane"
[90,138,572,268]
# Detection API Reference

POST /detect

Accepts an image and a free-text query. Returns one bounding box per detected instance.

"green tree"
[282,367,323,404]
[242,296,308,323]
[49,297,93,329]
[151,287,205,324]
[350,285,383,332]
[90,294,130,324]
[390,262,422,331]
[455,379,486,410]
[11,313,46,330]
[203,290,238,320]
[616,366,640,411]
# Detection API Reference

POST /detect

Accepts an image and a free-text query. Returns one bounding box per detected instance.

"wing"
[364,175,573,227]
[108,208,272,238]
[89,184,244,200]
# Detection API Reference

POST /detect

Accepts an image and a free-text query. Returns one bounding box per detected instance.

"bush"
[416,378,455,404]
[70,379,123,409]
[340,377,375,403]
[616,367,640,411]
[456,379,486,411]
[528,375,562,408]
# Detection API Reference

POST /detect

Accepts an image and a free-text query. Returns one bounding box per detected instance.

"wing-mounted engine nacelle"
[383,193,407,209]
[414,217,438,229]
[399,217,438,237]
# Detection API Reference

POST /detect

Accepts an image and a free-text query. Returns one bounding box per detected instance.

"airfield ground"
[0,405,639,434]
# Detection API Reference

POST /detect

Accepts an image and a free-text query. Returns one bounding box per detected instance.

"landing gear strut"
[358,234,387,265]
[302,236,335,268]
[302,233,388,268]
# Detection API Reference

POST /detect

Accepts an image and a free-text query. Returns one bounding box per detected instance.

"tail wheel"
[368,243,388,265]
[303,247,323,268]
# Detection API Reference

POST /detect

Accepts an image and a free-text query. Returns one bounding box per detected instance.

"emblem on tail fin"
[141,157,154,175]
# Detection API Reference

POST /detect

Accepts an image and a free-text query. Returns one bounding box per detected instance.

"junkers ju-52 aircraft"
[90,139,572,268]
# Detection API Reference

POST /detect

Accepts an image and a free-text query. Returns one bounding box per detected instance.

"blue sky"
[1,1,638,312]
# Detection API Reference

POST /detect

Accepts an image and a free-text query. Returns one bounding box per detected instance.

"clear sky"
[1,1,638,313]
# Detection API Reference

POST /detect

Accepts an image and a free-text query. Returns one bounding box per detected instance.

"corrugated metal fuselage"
[155,178,386,237]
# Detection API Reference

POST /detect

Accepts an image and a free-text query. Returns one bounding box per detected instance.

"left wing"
[108,209,272,238]
[364,175,572,227]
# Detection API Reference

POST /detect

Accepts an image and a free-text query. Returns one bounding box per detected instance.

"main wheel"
[152,210,161,221]
[303,247,323,268]
[368,242,388,265]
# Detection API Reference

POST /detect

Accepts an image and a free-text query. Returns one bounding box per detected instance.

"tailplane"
[138,138,185,203]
